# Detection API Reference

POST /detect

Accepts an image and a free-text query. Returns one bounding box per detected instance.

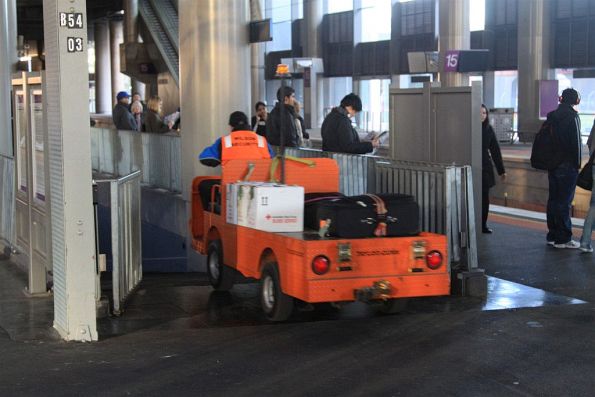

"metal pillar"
[180,0,250,271]
[43,0,98,341]
[0,0,17,157]
[302,0,324,128]
[517,0,553,134]
[250,0,265,108]
[109,19,125,106]
[438,0,470,87]
[482,71,496,108]
[94,21,111,114]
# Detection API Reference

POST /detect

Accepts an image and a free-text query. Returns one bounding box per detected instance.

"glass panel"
[267,21,292,51]
[327,0,353,14]
[470,0,486,32]
[30,89,45,204]
[324,77,353,117]
[15,90,28,194]
[556,69,595,138]
[357,78,390,133]
[270,0,291,22]
[359,0,392,42]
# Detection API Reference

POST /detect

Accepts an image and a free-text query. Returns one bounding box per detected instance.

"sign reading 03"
[66,37,84,53]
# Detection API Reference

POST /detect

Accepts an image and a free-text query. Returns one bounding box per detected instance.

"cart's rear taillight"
[425,250,443,269]
[312,255,331,275]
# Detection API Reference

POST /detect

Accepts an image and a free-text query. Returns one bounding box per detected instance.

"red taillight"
[426,251,443,269]
[312,255,330,275]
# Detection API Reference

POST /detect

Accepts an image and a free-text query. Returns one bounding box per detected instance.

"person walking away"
[547,88,582,249]
[321,93,379,154]
[130,100,144,132]
[579,119,595,253]
[251,101,268,137]
[145,96,173,133]
[480,104,506,233]
[112,91,138,131]
[266,86,299,147]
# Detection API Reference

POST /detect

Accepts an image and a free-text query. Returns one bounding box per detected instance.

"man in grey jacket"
[112,91,138,131]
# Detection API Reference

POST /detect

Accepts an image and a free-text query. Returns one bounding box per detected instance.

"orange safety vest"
[221,130,271,161]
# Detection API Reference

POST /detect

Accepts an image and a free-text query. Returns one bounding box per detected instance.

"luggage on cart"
[306,193,420,238]
[304,192,345,230]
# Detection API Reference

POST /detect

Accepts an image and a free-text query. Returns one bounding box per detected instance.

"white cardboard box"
[226,183,239,224]
[233,183,304,232]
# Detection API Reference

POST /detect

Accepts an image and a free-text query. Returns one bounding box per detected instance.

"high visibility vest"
[221,130,271,161]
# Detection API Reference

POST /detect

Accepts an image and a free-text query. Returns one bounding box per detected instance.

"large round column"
[180,0,250,271]
[250,0,265,108]
[517,0,553,134]
[94,20,112,114]
[0,0,17,156]
[109,18,124,106]
[438,0,470,87]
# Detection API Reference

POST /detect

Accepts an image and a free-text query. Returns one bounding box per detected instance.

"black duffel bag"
[305,193,420,238]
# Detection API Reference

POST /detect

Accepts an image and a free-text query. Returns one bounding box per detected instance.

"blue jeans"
[546,162,578,244]
[580,166,595,249]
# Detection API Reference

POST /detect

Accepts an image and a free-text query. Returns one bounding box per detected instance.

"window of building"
[358,0,392,42]
[556,69,595,136]
[266,0,292,52]
[470,0,486,32]
[357,78,390,132]
[326,0,353,14]
[323,76,353,117]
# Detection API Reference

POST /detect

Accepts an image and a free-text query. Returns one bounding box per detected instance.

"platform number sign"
[66,37,84,53]
[59,12,83,29]
[444,50,460,72]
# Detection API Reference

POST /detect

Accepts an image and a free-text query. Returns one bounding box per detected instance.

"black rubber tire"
[206,240,234,291]
[260,263,294,321]
[378,298,409,314]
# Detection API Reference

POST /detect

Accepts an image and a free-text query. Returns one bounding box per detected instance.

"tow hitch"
[354,280,392,302]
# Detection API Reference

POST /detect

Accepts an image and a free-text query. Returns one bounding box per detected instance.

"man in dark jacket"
[266,86,299,147]
[547,88,582,249]
[112,91,138,131]
[321,93,379,154]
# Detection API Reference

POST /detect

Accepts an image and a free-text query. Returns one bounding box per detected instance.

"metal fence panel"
[96,170,142,315]
[0,156,15,248]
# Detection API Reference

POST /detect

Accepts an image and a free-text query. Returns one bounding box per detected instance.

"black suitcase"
[304,192,345,231]
[312,193,420,238]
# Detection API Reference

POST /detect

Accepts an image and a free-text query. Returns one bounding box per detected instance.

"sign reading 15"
[59,12,83,29]
[445,53,459,68]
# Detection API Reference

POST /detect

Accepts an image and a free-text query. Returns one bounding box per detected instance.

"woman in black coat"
[481,104,506,233]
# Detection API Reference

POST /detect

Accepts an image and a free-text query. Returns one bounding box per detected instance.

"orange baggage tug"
[190,158,450,321]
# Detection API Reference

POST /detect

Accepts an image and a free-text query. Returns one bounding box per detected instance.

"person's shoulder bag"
[577,151,595,191]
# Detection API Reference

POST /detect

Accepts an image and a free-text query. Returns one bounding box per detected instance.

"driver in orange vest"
[199,111,275,167]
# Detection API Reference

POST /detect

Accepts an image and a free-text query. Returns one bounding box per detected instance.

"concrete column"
[517,0,553,134]
[123,0,138,44]
[131,78,146,100]
[109,19,125,106]
[0,0,17,156]
[94,21,112,114]
[250,0,265,109]
[180,0,250,270]
[302,0,324,128]
[438,0,470,87]
[43,0,97,341]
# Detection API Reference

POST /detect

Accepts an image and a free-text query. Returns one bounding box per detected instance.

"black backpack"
[530,119,562,170]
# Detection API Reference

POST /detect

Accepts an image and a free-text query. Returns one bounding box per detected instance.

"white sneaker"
[547,241,555,246]
[553,240,581,249]
[579,246,594,253]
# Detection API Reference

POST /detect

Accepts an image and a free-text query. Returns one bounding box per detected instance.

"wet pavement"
[1,213,595,396]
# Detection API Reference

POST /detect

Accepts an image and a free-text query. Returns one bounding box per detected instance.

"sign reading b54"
[59,12,83,29]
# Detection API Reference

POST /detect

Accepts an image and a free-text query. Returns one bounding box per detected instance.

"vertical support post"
[438,0,470,87]
[43,0,98,341]
[517,0,553,134]
[0,0,17,157]
[250,0,266,108]
[109,18,125,106]
[94,20,112,114]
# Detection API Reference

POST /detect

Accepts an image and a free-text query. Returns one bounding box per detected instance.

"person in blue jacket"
[199,111,275,167]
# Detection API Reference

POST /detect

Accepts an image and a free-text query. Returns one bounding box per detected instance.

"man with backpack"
[545,88,582,249]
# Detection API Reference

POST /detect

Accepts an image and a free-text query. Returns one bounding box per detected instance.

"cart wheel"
[207,240,234,291]
[260,263,294,321]
[378,298,409,314]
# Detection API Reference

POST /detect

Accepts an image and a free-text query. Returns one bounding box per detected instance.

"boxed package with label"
[235,183,304,232]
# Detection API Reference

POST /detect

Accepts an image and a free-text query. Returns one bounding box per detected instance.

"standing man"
[266,86,299,147]
[321,93,380,154]
[112,91,138,131]
[547,88,582,249]
[251,101,268,137]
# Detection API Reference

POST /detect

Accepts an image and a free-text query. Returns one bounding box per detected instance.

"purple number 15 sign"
[444,50,460,72]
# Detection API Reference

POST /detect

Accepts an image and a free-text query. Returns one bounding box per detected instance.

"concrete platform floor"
[1,214,595,396]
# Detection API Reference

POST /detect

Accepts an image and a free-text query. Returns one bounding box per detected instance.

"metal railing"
[95,170,143,315]
[90,127,182,192]
[285,147,478,270]
[0,155,15,251]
